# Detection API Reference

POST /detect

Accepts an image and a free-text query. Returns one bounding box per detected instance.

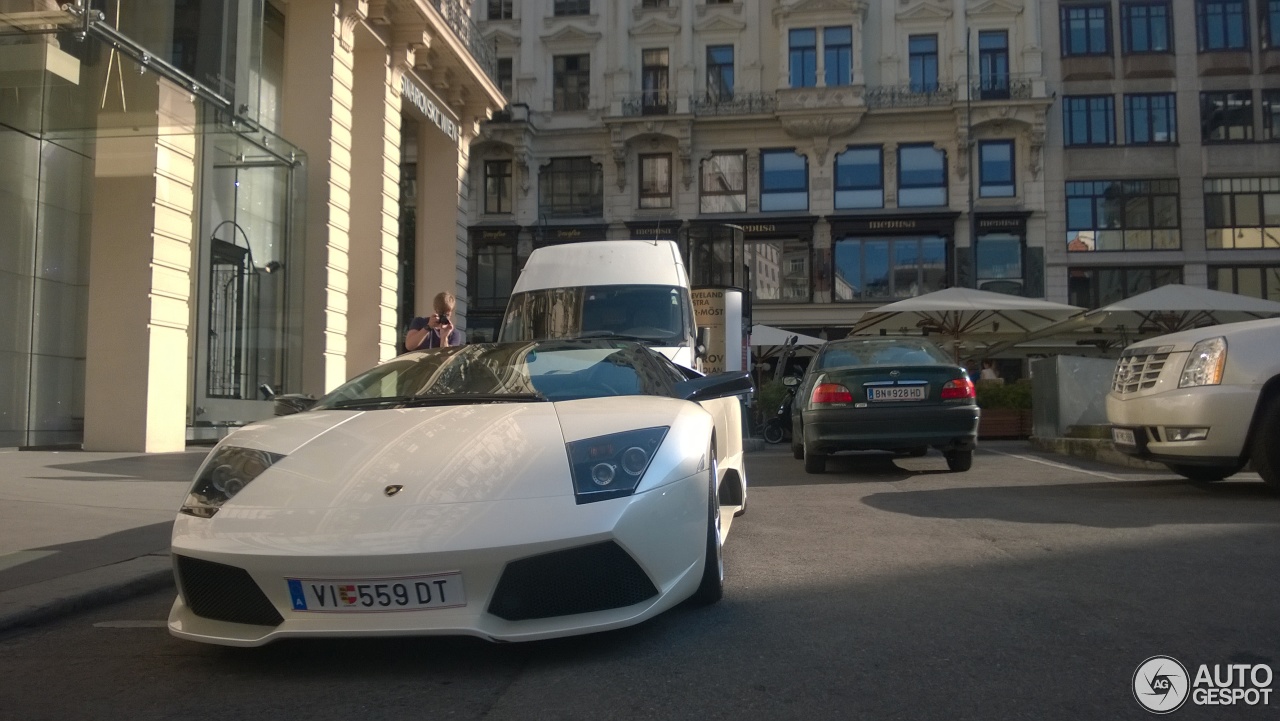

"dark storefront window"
[1067,179,1181,251]
[700,152,747,213]
[747,240,811,302]
[1068,267,1183,309]
[975,233,1024,295]
[1122,2,1172,53]
[834,146,883,209]
[539,157,603,217]
[1209,266,1280,300]
[1201,91,1254,141]
[1204,177,1280,249]
[833,236,947,301]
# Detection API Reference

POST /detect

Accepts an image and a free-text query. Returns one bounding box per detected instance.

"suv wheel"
[1251,395,1280,490]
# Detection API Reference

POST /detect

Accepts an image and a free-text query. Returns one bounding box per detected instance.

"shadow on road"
[35,451,210,483]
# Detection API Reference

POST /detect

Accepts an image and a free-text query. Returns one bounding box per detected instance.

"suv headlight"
[567,427,668,504]
[181,446,284,518]
[1179,337,1227,388]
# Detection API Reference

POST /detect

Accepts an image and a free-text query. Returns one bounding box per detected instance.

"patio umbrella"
[848,287,1086,361]
[749,324,825,347]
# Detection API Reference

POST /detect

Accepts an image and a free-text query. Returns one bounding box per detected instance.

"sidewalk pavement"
[0,447,210,635]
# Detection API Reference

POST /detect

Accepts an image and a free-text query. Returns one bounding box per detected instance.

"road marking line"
[983,449,1125,481]
[93,620,168,628]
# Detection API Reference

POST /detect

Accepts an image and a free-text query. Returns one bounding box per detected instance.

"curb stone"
[0,553,173,636]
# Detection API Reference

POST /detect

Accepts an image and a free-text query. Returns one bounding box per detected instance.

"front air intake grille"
[174,555,284,627]
[1112,348,1171,394]
[488,541,658,621]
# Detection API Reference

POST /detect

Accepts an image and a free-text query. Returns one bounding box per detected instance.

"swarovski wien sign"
[401,75,459,144]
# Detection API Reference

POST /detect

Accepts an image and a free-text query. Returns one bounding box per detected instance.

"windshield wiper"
[573,331,663,343]
[330,396,416,410]
[404,392,547,405]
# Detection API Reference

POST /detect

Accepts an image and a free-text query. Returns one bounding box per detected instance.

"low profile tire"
[1251,395,1280,490]
[688,452,724,606]
[762,421,784,445]
[945,449,973,472]
[804,444,826,474]
[1167,463,1242,483]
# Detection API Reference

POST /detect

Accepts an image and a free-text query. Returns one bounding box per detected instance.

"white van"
[498,239,748,516]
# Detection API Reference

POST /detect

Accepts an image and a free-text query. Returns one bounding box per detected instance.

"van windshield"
[499,285,693,345]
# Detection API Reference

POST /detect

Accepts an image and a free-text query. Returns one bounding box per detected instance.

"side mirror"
[675,371,753,403]
[695,326,711,359]
[782,376,800,387]
[273,394,317,416]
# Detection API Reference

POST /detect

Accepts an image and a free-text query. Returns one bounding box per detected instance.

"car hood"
[202,397,692,512]
[1122,317,1280,353]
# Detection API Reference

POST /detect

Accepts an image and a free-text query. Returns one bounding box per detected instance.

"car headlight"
[567,427,668,504]
[180,446,284,518]
[1179,337,1227,388]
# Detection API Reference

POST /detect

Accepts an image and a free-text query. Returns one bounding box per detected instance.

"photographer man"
[405,291,464,350]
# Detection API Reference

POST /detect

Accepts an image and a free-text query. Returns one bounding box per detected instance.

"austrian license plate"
[1112,427,1136,446]
[286,572,465,613]
[867,385,927,402]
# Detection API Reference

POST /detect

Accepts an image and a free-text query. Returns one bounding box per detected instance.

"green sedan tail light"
[812,383,853,404]
[941,378,976,401]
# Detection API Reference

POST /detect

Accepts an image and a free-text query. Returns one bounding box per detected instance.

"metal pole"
[965,27,975,290]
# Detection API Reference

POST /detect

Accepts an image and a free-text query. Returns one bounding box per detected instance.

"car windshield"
[499,284,693,345]
[816,339,952,369]
[312,340,680,409]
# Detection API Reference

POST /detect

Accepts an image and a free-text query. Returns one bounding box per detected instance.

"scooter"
[762,386,795,444]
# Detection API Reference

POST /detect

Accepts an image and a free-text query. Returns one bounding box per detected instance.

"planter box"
[979,408,1032,439]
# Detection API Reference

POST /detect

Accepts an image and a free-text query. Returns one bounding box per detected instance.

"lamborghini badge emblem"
[384,485,404,497]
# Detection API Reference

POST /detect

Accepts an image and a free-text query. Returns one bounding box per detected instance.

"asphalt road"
[3,442,1277,721]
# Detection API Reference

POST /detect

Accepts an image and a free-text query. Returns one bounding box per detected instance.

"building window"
[760,149,809,212]
[1061,4,1111,56]
[553,54,590,111]
[747,240,811,302]
[834,146,883,209]
[1209,266,1280,300]
[978,140,1015,198]
[1063,95,1116,146]
[539,157,603,217]
[554,0,590,17]
[1197,0,1249,51]
[1263,90,1280,140]
[898,144,947,207]
[707,45,734,101]
[473,242,517,308]
[789,28,817,88]
[642,0,669,7]
[1066,179,1181,251]
[641,48,670,114]
[1204,177,1280,249]
[833,236,948,301]
[1267,0,1280,48]
[976,234,1024,283]
[487,0,513,20]
[484,160,512,214]
[700,152,746,213]
[639,154,672,209]
[1125,93,1177,144]
[496,58,513,98]
[977,31,1010,100]
[1068,267,1183,309]
[1122,2,1172,53]
[1201,91,1254,142]
[824,26,852,86]
[909,35,939,92]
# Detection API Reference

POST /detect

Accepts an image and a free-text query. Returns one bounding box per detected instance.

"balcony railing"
[691,92,777,116]
[430,0,498,84]
[969,74,1036,101]
[864,82,957,109]
[619,91,673,117]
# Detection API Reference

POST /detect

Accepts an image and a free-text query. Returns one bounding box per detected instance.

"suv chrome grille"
[1112,349,1171,394]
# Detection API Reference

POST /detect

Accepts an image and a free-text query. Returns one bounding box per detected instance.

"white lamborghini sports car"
[168,340,751,646]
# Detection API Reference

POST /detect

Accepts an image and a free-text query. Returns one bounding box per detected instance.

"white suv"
[1106,318,1280,488]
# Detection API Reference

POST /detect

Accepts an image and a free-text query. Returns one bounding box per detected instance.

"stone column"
[83,85,196,452]
[416,116,463,321]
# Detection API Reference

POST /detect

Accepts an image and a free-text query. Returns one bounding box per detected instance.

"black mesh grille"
[488,541,658,621]
[174,555,284,627]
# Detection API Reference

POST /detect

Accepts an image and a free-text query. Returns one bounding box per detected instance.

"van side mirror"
[696,327,711,359]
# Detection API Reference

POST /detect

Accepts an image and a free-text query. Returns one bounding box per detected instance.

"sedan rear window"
[817,339,952,368]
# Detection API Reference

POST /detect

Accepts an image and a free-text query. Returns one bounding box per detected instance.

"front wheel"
[762,420,784,444]
[1251,395,1280,490]
[1167,463,1242,483]
[687,452,724,606]
[945,449,973,472]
